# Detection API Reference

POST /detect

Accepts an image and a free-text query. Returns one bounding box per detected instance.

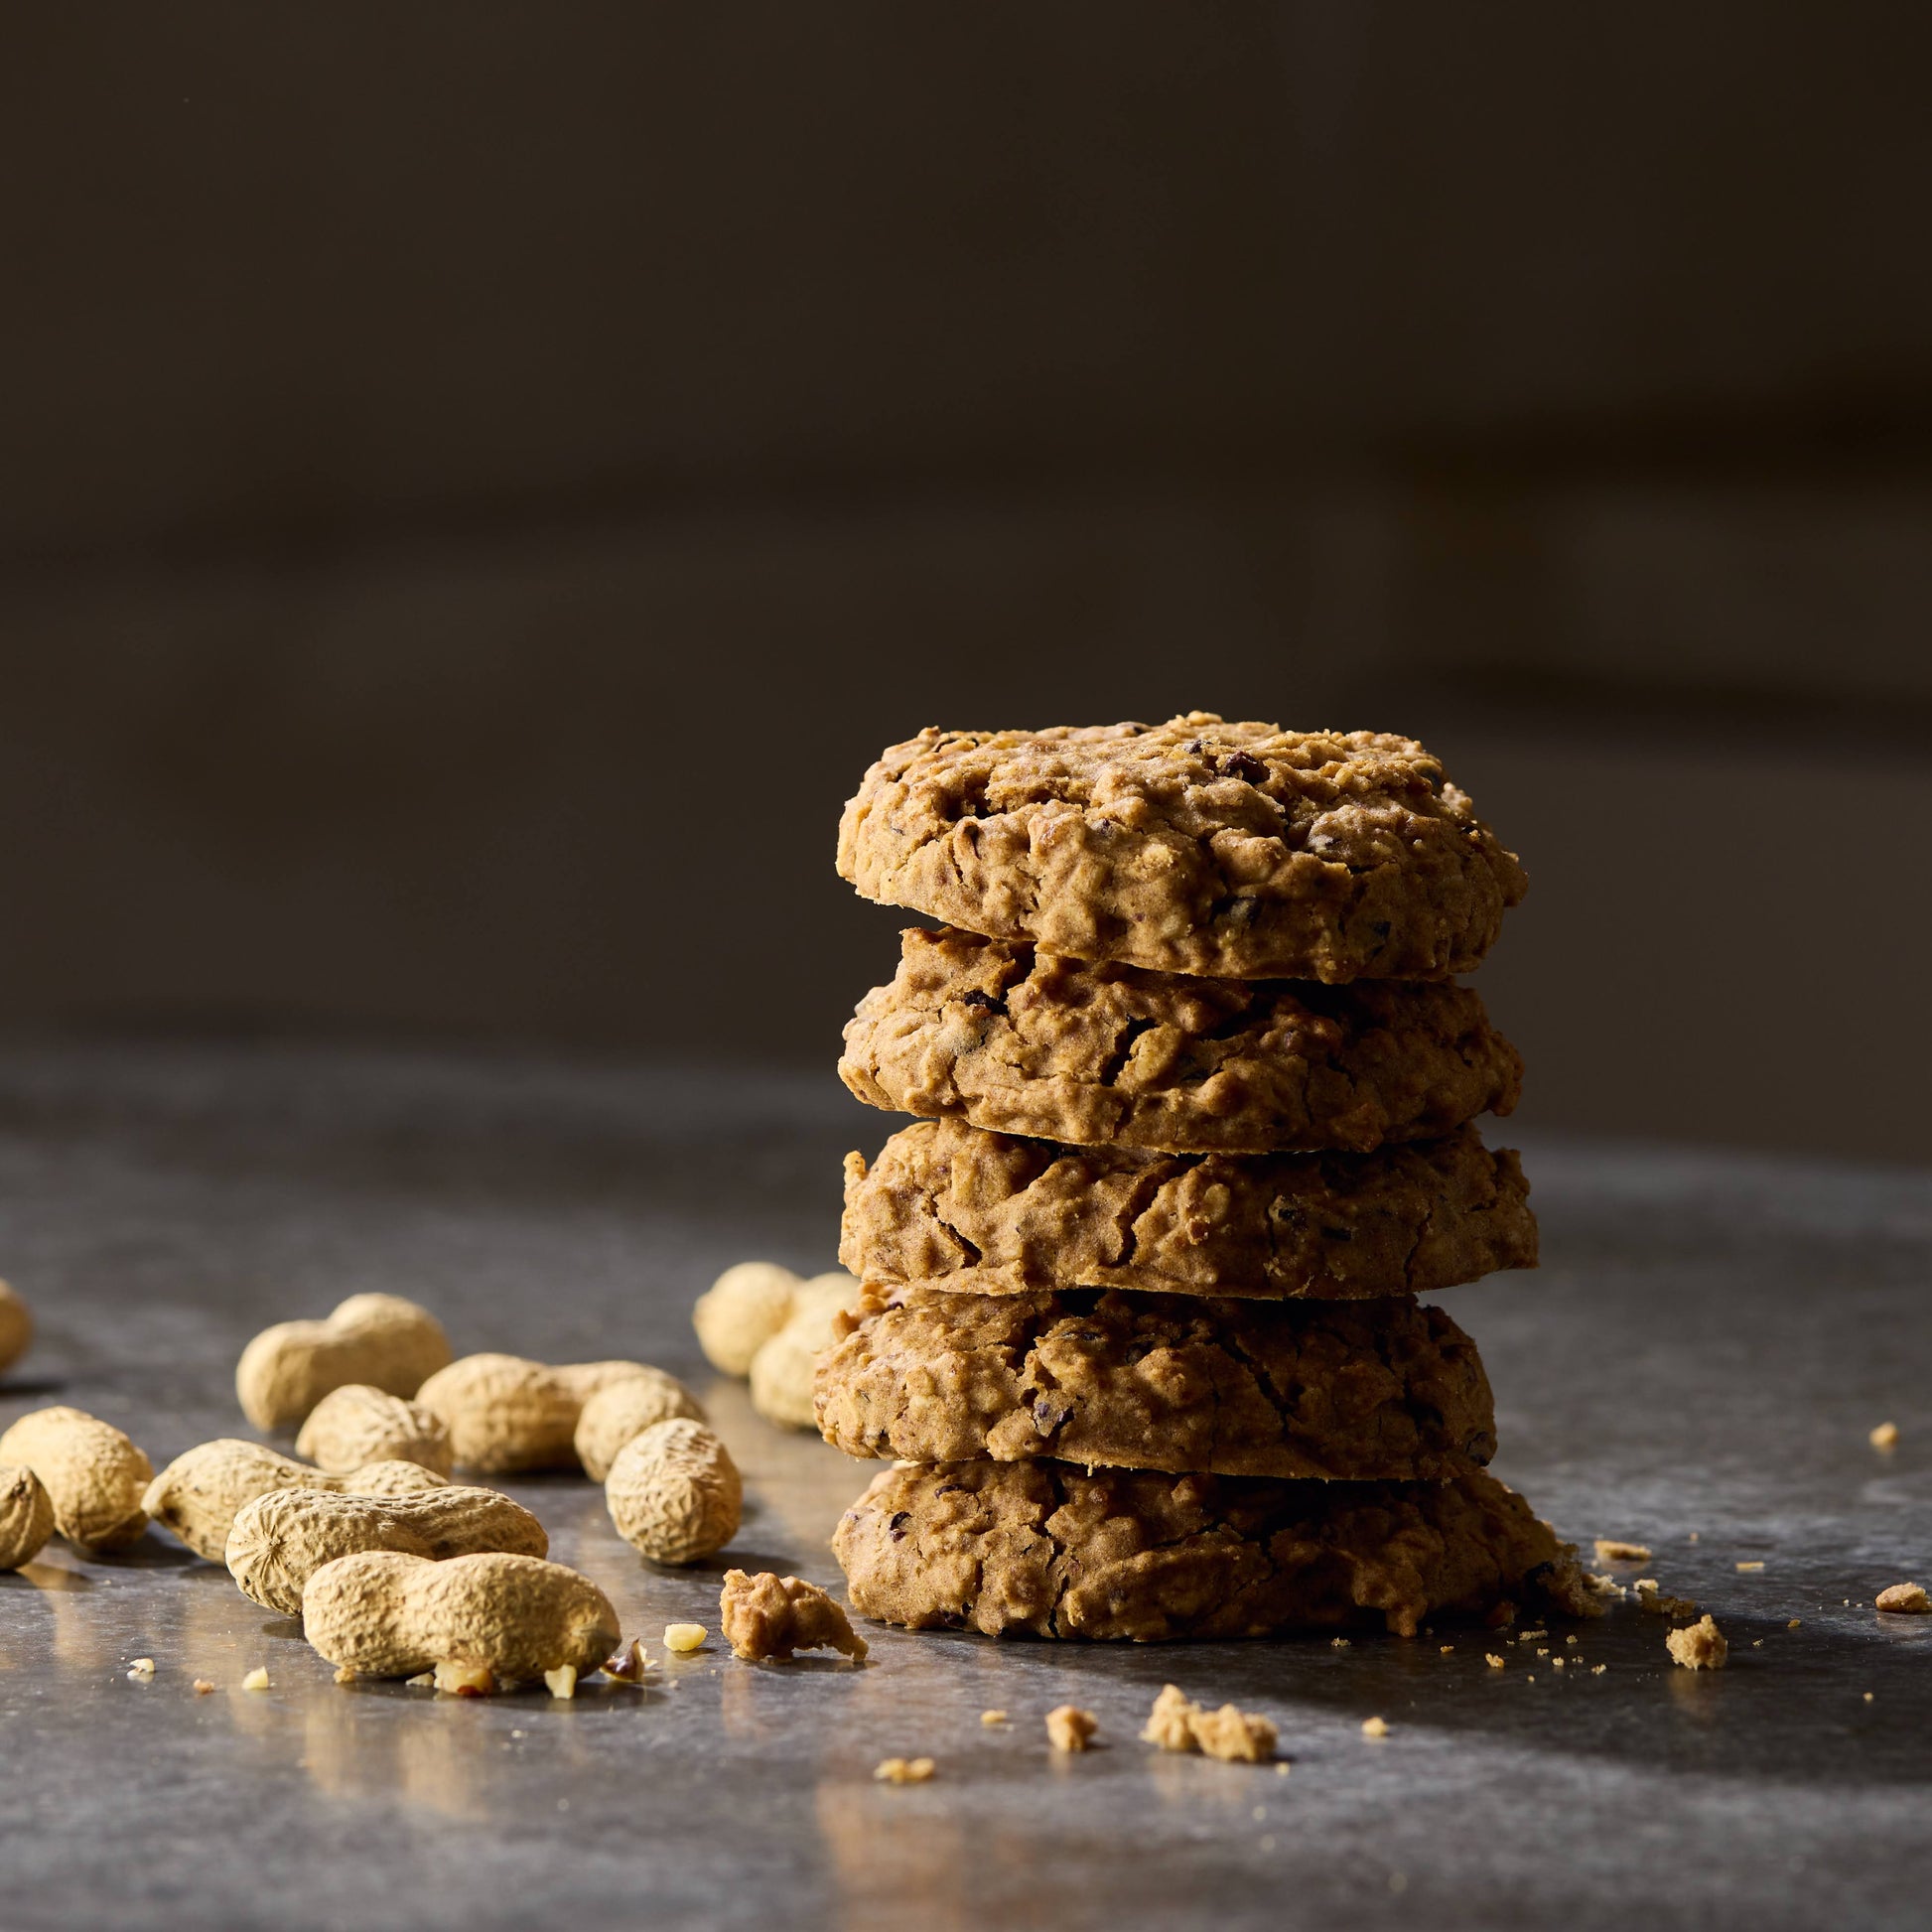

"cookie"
[814,1287,1495,1480]
[841,1118,1536,1302]
[840,926,1522,1154]
[834,1460,1588,1640]
[835,715,1526,983]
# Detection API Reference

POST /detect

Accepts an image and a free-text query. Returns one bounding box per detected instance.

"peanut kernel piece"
[1735,1561,1766,1573]
[432,1660,495,1697]
[874,1756,935,1784]
[1869,1421,1899,1449]
[126,1658,156,1680]
[1361,1716,1391,1738]
[980,1710,1009,1726]
[663,1622,707,1654]
[544,1665,578,1701]
[192,1679,215,1696]
[241,1667,271,1692]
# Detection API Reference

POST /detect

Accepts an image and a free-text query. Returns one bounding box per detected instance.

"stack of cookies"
[817,715,1587,1642]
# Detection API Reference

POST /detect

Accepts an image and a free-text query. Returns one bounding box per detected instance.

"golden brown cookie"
[836,716,1526,983]
[840,1118,1536,1302]
[840,926,1521,1154]
[833,1460,1587,1640]
[814,1288,1495,1480]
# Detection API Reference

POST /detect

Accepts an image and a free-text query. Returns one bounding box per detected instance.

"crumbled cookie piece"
[1634,1580,1700,1618]
[1875,1583,1929,1614]
[1592,1539,1651,1565]
[1142,1684,1277,1763]
[720,1570,869,1662]
[1665,1615,1727,1671]
[874,1756,935,1784]
[1484,1653,1505,1669]
[1361,1716,1391,1738]
[192,1678,215,1696]
[1869,1421,1899,1449]
[1046,1706,1098,1752]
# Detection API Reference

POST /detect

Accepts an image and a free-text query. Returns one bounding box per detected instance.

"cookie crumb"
[1869,1421,1899,1449]
[1516,1628,1547,1642]
[663,1622,708,1654]
[192,1679,215,1696]
[1787,1618,1803,1629]
[1634,1580,1701,1619]
[1735,1560,1765,1573]
[1484,1653,1505,1670]
[1438,1645,1453,1655]
[1274,1761,1290,1776]
[1046,1706,1098,1752]
[1665,1615,1727,1671]
[241,1667,271,1692]
[1593,1539,1652,1565]
[720,1570,868,1662]
[874,1756,935,1784]
[1361,1716,1391,1738]
[980,1710,1009,1726]
[1329,1637,1351,1649]
[1552,1657,1566,1669]
[1875,1582,1929,1614]
[1863,1691,1874,1703]
[1591,1664,1607,1676]
[1142,1684,1277,1763]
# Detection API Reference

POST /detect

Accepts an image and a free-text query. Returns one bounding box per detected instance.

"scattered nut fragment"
[405,1672,436,1688]
[1591,1664,1607,1676]
[1869,1421,1899,1450]
[573,1370,707,1481]
[1788,1618,1803,1629]
[1328,1637,1351,1650]
[693,1262,802,1377]
[1585,1572,1627,1601]
[296,1385,454,1477]
[0,1408,153,1551]
[241,1667,271,1691]
[334,1667,357,1685]
[193,1679,216,1696]
[1484,1653,1505,1670]
[720,1570,867,1662]
[874,1756,935,1784]
[604,1638,651,1683]
[0,1279,33,1373]
[126,1657,156,1680]
[1438,1645,1453,1655]
[417,1354,658,1474]
[1046,1706,1098,1752]
[1665,1614,1727,1671]
[1361,1716,1391,1738]
[143,1439,450,1561]
[750,1272,862,1430]
[1875,1583,1929,1614]
[237,1294,452,1431]
[1141,1685,1277,1763]
[0,1464,55,1571]
[544,1665,578,1700]
[605,1420,742,1565]
[434,1661,496,1697]
[1593,1539,1652,1565]
[663,1622,708,1654]
[1735,1560,1765,1573]
[980,1710,1009,1726]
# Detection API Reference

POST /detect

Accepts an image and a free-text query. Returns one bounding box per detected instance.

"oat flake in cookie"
[834,1461,1589,1641]
[835,715,1526,983]
[841,1117,1537,1303]
[813,1287,1497,1482]
[840,926,1522,1155]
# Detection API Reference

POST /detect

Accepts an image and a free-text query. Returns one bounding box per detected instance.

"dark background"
[3,6,1928,1160]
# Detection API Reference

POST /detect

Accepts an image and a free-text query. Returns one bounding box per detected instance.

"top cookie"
[837,715,1526,981]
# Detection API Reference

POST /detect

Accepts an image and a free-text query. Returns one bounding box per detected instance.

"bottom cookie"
[834,1461,1589,1641]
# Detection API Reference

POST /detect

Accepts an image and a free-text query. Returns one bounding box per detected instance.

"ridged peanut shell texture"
[295,1385,454,1476]
[605,1419,742,1564]
[573,1370,706,1482]
[417,1355,659,1473]
[143,1440,451,1561]
[226,1486,549,1615]
[302,1550,620,1681]
[0,1465,55,1570]
[0,1280,33,1373]
[236,1294,452,1431]
[0,1407,152,1551]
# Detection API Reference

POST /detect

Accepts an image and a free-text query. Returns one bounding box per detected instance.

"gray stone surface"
[0,1044,1926,1931]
